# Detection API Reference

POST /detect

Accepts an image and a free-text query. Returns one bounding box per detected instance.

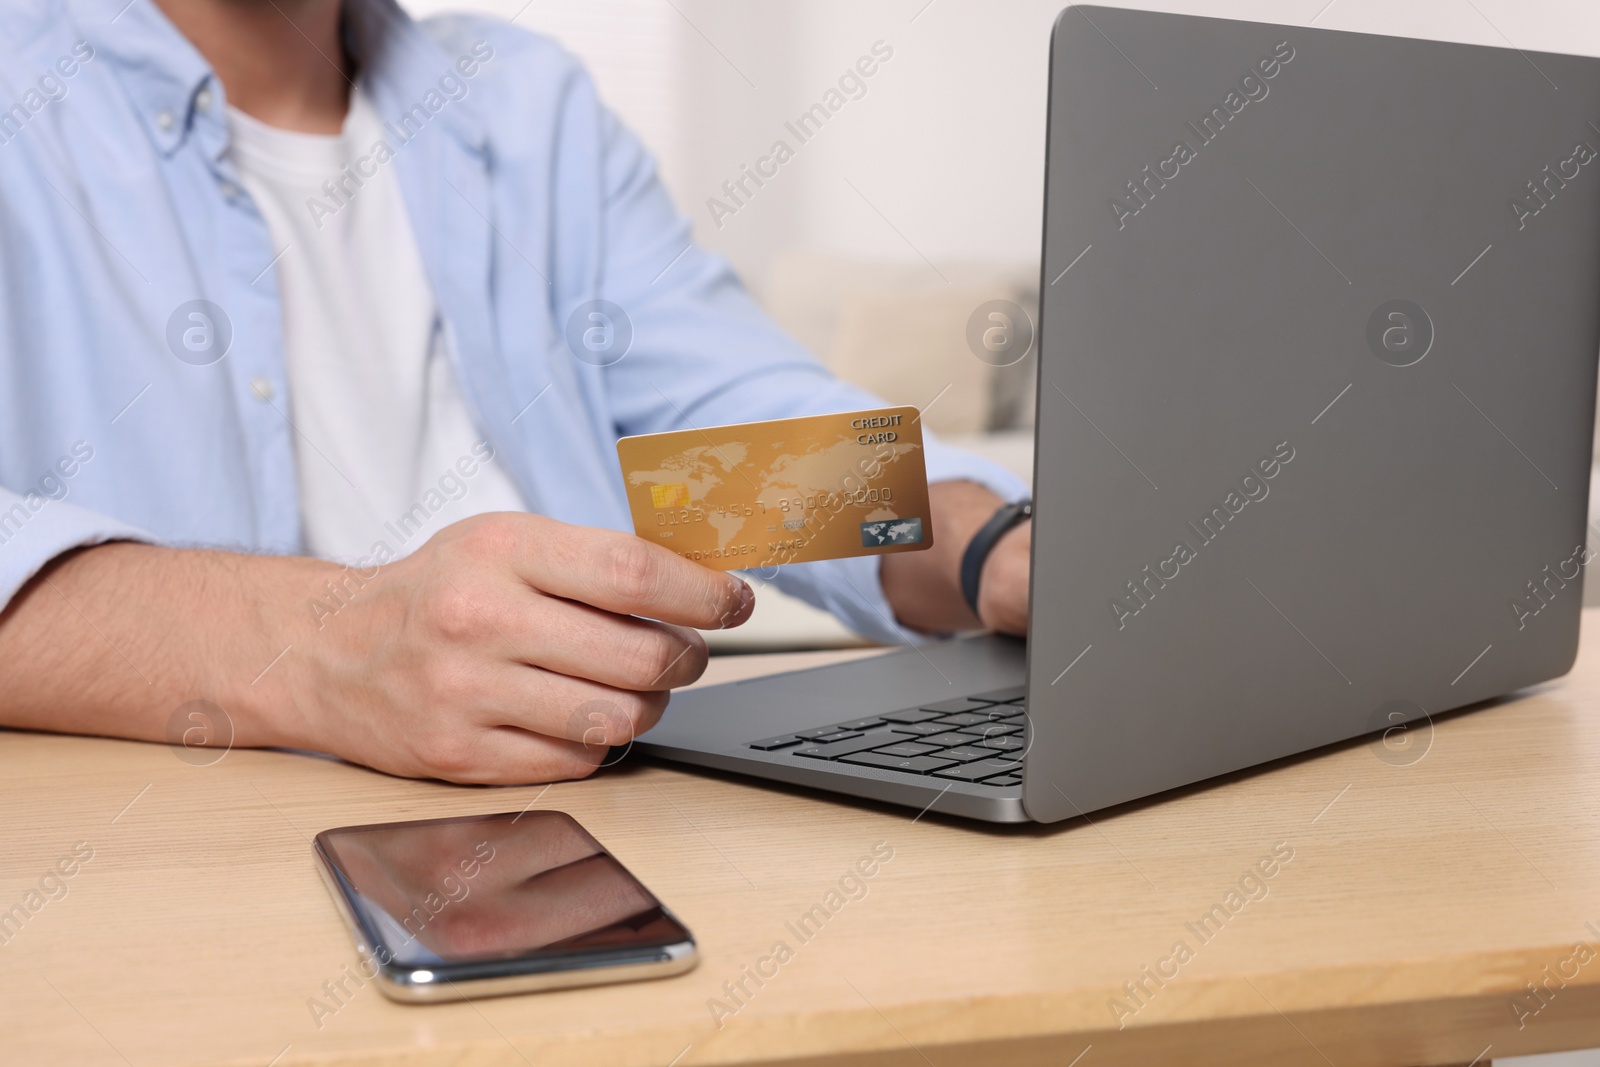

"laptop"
[637,6,1600,823]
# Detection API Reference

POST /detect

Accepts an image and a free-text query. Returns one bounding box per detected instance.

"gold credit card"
[617,406,934,571]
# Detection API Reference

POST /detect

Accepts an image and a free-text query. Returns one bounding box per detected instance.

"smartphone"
[312,809,696,1002]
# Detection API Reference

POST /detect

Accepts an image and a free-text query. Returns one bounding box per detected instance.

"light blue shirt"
[0,0,1024,643]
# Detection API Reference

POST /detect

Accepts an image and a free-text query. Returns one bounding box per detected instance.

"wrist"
[960,498,1032,622]
[881,480,1027,634]
[216,553,356,752]
[975,518,1032,633]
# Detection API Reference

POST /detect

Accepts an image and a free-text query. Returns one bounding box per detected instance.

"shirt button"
[156,109,175,131]
[250,377,275,401]
[219,180,241,202]
[195,88,213,113]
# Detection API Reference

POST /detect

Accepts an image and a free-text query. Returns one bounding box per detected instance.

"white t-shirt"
[226,87,527,565]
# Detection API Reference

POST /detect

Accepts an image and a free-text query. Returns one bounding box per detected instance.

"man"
[0,0,1033,784]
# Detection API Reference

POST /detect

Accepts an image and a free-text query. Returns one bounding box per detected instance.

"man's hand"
[295,514,753,783]
[0,514,752,785]
[880,480,1031,636]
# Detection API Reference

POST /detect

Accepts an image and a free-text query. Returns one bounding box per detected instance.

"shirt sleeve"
[575,90,1028,644]
[0,487,155,610]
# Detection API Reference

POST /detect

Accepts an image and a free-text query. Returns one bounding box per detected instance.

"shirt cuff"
[763,431,1031,645]
[0,488,156,610]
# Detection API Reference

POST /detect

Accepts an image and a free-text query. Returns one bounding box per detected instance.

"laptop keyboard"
[747,686,1027,788]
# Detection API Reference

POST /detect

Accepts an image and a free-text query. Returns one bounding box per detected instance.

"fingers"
[487,664,669,748]
[511,518,755,630]
[488,593,709,691]
[422,722,608,786]
[421,653,666,753]
[362,513,753,787]
[371,672,659,786]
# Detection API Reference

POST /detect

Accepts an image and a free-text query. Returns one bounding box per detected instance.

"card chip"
[651,483,691,509]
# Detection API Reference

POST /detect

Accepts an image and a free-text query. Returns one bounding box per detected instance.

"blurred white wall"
[405,0,1600,296]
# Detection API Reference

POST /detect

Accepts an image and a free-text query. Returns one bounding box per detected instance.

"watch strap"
[960,498,1032,618]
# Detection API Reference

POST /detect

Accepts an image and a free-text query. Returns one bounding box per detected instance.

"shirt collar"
[67,0,486,159]
[68,0,213,157]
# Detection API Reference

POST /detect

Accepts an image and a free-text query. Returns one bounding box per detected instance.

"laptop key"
[879,708,943,724]
[958,721,1022,736]
[974,735,1027,753]
[957,723,1022,739]
[918,731,974,748]
[796,726,843,739]
[983,775,1022,787]
[933,711,992,727]
[840,752,957,774]
[932,758,1021,782]
[873,741,940,758]
[810,729,863,743]
[793,732,908,760]
[892,721,956,736]
[935,746,995,763]
[748,734,803,750]
[918,697,996,713]
[836,717,887,731]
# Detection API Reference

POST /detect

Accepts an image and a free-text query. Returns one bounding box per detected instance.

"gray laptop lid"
[1024,7,1600,822]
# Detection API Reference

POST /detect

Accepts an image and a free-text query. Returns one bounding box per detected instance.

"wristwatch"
[960,498,1032,618]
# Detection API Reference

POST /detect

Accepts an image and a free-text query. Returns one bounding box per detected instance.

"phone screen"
[315,810,690,967]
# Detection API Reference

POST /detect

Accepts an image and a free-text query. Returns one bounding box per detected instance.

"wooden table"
[7,615,1600,1067]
